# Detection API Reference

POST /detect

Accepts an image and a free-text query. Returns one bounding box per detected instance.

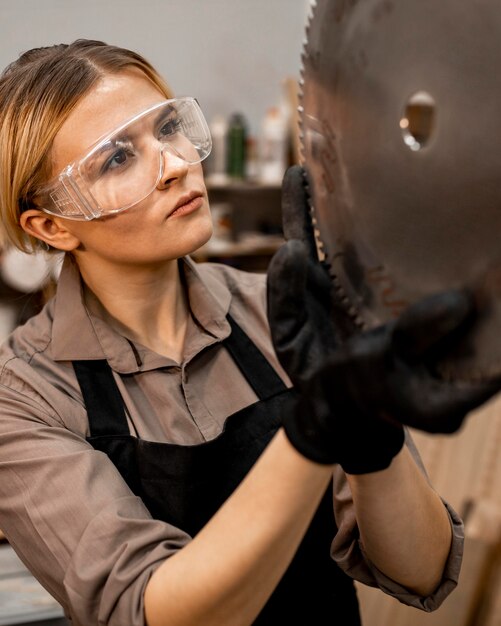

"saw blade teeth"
[317,236,367,329]
[313,226,323,242]
[335,284,349,304]
[297,130,306,163]
[354,316,367,329]
[298,5,314,154]
[298,1,317,117]
[305,0,318,26]
[298,0,365,332]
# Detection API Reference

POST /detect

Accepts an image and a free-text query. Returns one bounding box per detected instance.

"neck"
[77,255,190,362]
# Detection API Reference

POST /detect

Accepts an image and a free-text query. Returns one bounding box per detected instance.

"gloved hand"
[266,164,356,388]
[267,165,501,471]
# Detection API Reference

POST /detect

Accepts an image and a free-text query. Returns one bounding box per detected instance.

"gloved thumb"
[267,239,309,345]
[281,165,318,260]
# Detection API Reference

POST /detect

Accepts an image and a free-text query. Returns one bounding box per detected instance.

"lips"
[168,190,204,218]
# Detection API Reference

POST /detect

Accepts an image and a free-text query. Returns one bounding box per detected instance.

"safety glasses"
[37,97,212,220]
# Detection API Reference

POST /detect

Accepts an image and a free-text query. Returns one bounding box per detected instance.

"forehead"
[51,70,166,172]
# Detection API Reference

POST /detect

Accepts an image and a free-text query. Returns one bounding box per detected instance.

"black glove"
[267,166,501,472]
[266,164,356,388]
[285,289,501,471]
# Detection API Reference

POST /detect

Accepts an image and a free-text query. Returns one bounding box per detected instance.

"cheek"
[84,206,213,261]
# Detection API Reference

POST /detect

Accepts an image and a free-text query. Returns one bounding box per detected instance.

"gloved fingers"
[267,240,309,344]
[287,349,406,471]
[428,379,501,432]
[392,289,474,363]
[267,240,340,382]
[281,165,318,259]
[387,369,501,433]
[307,324,392,411]
[343,323,392,363]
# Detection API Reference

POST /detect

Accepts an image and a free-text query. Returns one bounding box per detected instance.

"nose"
[156,145,190,189]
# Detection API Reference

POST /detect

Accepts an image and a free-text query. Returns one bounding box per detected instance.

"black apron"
[73,316,361,625]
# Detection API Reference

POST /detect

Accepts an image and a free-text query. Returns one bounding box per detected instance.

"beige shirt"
[0,254,463,625]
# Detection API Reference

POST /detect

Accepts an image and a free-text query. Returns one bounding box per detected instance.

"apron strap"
[225,314,287,399]
[73,359,129,437]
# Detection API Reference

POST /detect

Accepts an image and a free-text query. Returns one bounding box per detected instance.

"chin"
[184,221,214,256]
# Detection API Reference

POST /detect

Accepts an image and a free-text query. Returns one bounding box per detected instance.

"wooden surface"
[357,393,501,626]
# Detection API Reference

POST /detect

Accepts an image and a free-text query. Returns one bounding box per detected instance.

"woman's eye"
[102,147,133,174]
[159,118,182,138]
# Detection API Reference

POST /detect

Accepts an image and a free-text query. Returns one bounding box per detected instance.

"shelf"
[206,178,281,192]
[192,234,284,261]
[202,178,284,272]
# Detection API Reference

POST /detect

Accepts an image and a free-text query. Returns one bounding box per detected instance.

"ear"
[20,209,81,252]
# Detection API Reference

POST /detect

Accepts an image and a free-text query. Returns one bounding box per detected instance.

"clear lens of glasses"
[38,97,212,220]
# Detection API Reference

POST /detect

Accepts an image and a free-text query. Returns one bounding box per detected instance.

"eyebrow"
[152,104,176,128]
[84,103,177,161]
[90,136,132,161]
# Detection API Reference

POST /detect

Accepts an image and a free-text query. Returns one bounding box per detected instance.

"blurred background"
[0,0,311,346]
[0,2,499,626]
[0,0,310,135]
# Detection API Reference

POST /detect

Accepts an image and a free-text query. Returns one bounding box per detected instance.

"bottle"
[259,106,289,185]
[226,113,248,180]
[245,135,259,181]
[210,202,234,250]
[206,115,229,185]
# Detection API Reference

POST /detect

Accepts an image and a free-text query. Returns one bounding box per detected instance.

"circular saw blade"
[299,0,501,380]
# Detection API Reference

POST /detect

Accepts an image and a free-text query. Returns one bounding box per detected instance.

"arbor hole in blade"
[400,91,436,151]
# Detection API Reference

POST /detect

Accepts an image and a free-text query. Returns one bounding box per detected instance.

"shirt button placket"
[181,363,218,440]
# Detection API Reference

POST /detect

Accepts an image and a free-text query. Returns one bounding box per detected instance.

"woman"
[0,39,491,626]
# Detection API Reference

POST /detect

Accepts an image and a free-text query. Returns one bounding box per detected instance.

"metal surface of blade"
[299,0,501,379]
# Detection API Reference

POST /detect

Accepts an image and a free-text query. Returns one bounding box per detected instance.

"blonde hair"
[0,39,173,253]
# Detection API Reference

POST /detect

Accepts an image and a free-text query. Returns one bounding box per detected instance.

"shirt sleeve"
[0,382,191,626]
[330,429,464,612]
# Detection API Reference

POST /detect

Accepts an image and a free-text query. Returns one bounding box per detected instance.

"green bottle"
[226,113,247,180]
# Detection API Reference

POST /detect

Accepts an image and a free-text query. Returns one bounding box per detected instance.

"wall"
[0,0,310,135]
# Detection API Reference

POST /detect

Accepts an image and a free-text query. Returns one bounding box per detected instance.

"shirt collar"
[51,254,232,372]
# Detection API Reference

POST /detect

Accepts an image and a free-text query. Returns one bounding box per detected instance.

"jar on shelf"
[259,106,289,185]
[206,115,229,185]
